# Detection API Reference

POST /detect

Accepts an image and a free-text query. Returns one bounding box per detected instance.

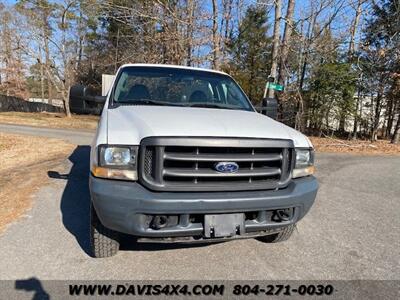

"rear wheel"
[257,224,295,243]
[90,203,120,258]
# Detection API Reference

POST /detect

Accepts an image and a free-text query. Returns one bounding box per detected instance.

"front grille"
[139,137,295,192]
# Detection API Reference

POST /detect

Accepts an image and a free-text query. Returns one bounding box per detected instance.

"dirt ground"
[0,133,75,232]
[310,136,400,155]
[0,112,99,130]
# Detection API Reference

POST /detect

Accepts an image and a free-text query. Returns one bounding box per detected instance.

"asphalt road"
[0,124,399,281]
[0,123,94,145]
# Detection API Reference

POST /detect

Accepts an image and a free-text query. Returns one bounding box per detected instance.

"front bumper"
[90,175,318,240]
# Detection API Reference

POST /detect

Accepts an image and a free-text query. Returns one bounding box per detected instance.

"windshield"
[112,67,253,111]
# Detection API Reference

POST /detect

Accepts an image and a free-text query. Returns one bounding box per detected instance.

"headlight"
[92,145,138,180]
[292,148,315,178]
[103,147,133,166]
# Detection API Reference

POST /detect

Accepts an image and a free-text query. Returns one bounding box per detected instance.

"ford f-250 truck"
[87,64,318,257]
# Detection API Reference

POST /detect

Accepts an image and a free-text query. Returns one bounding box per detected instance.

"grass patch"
[0,133,75,232]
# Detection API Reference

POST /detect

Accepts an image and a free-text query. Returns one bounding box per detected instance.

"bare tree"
[17,0,85,117]
[348,0,363,58]
[350,0,365,139]
[266,0,282,99]
[297,0,347,93]
[277,0,296,87]
[0,4,28,99]
[185,0,195,66]
[211,0,221,69]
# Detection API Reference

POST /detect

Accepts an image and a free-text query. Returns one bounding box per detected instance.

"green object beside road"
[266,82,284,91]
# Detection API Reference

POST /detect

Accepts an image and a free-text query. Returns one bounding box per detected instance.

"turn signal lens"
[292,165,315,178]
[91,166,138,181]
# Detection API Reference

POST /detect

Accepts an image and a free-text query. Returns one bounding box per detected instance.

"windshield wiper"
[116,99,245,110]
[117,99,184,107]
[185,102,242,110]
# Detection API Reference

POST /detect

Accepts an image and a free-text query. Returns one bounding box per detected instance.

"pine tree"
[308,63,357,135]
[225,5,271,104]
[362,0,400,143]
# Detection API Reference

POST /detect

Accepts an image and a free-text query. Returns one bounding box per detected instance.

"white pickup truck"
[84,64,318,257]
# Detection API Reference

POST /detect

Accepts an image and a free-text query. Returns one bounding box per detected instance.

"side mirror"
[261,97,278,119]
[69,84,106,115]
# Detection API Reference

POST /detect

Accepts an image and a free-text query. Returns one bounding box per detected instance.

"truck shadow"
[120,237,215,252]
[49,145,92,256]
[49,146,211,257]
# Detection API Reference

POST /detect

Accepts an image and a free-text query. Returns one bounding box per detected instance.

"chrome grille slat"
[163,167,281,178]
[163,153,282,162]
[139,137,295,192]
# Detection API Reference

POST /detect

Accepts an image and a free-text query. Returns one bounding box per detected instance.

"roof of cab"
[118,63,229,76]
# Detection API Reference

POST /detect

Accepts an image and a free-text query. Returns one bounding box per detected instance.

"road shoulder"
[0,133,75,233]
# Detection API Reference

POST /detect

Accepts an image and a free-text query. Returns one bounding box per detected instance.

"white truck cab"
[88,64,318,257]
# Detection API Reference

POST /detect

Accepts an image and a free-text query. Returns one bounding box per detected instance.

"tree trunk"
[385,97,395,138]
[77,9,83,70]
[114,28,120,73]
[211,0,220,70]
[63,87,72,118]
[386,112,394,138]
[267,0,282,99]
[43,16,52,103]
[39,47,45,101]
[298,8,316,93]
[223,0,233,40]
[277,0,295,86]
[371,89,383,142]
[339,115,346,133]
[348,0,362,58]
[220,0,233,62]
[349,1,363,139]
[391,114,400,144]
[185,0,195,66]
[352,82,362,139]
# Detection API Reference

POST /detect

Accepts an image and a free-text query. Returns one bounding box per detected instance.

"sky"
[1,0,366,64]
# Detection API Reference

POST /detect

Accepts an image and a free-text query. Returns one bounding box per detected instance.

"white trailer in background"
[102,74,116,96]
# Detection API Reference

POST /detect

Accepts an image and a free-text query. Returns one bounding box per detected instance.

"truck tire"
[257,224,295,243]
[90,203,120,258]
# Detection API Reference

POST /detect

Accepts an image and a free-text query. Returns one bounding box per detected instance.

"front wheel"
[257,224,295,243]
[90,203,120,258]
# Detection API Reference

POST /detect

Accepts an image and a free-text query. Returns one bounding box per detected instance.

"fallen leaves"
[309,136,400,155]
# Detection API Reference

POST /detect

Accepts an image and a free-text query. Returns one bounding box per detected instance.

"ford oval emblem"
[214,162,239,173]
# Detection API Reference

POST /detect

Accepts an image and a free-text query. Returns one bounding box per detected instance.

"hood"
[106,106,312,148]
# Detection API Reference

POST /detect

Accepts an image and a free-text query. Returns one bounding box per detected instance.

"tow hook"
[273,209,291,222]
[151,215,168,229]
